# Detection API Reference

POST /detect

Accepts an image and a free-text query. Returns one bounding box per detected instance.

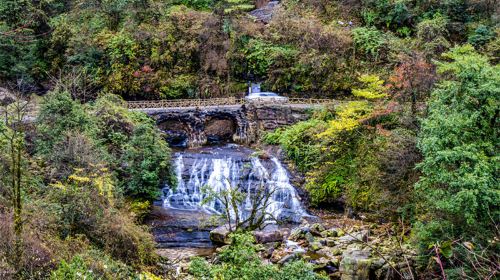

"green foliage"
[36,90,96,158]
[0,0,495,98]
[189,232,327,280]
[50,255,96,280]
[220,0,255,14]
[178,0,215,10]
[264,119,325,172]
[245,39,299,79]
[47,170,158,266]
[361,0,412,30]
[468,25,496,49]
[159,74,198,99]
[36,91,172,200]
[352,27,385,60]
[50,249,138,280]
[416,14,450,55]
[265,74,418,215]
[415,45,499,263]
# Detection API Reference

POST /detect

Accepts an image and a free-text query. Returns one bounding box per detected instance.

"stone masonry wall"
[141,104,311,148]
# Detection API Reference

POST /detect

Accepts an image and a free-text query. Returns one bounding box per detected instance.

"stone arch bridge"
[128,97,339,148]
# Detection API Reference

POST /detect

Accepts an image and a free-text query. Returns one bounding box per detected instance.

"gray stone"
[325,238,336,247]
[321,228,338,238]
[338,230,369,244]
[309,241,323,251]
[339,244,372,280]
[305,232,315,244]
[145,103,311,148]
[278,252,301,265]
[210,225,232,244]
[370,258,386,270]
[253,229,284,244]
[289,227,304,241]
[310,223,326,236]
[331,247,343,256]
[249,1,280,24]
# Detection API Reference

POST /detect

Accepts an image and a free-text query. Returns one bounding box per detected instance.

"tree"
[415,45,499,277]
[202,180,276,232]
[389,52,435,119]
[0,89,30,267]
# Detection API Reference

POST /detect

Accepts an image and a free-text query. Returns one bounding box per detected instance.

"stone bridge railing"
[12,97,337,121]
[127,97,337,110]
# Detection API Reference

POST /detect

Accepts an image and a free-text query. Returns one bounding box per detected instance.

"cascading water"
[161,144,308,223]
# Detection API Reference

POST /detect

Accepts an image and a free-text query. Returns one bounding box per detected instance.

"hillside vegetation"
[0,0,499,279]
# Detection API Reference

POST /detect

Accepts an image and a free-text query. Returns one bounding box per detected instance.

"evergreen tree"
[415,45,499,263]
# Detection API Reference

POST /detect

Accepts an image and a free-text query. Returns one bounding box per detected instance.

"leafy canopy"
[415,45,499,246]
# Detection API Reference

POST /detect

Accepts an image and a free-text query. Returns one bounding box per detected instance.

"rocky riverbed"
[158,210,417,280]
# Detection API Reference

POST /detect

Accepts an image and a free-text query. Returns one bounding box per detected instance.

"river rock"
[331,247,343,256]
[210,225,232,244]
[253,229,284,244]
[309,241,324,251]
[321,228,339,238]
[338,230,369,244]
[260,244,275,259]
[270,247,289,263]
[310,223,326,236]
[278,252,302,265]
[249,1,280,23]
[289,226,309,241]
[325,238,336,247]
[339,244,372,280]
[0,87,15,106]
[304,232,315,244]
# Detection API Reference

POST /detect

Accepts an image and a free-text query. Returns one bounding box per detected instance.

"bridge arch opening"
[204,117,237,145]
[158,120,190,148]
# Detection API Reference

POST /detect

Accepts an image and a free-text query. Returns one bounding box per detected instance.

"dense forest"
[0,0,499,279]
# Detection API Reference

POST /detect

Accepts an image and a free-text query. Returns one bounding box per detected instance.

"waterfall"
[161,145,308,223]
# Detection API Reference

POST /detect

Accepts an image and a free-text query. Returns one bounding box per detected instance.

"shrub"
[416,14,450,56]
[263,119,326,172]
[50,256,95,280]
[36,90,96,158]
[50,249,138,280]
[352,74,387,99]
[352,27,385,60]
[189,232,326,280]
[468,25,495,49]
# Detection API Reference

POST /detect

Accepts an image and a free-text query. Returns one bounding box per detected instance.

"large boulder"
[339,244,372,280]
[253,229,284,244]
[210,225,232,245]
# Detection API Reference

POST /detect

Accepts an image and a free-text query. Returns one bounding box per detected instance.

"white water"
[161,146,308,223]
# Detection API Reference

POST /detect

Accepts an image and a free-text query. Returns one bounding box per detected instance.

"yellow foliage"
[352,74,387,99]
[317,101,371,139]
[139,271,163,280]
[62,169,116,204]
[68,174,91,184]
[93,172,115,205]
[50,181,66,190]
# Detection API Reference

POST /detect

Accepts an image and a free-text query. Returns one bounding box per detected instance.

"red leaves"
[388,53,436,102]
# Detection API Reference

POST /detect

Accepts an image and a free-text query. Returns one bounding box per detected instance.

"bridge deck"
[6,97,338,119]
[127,97,337,110]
